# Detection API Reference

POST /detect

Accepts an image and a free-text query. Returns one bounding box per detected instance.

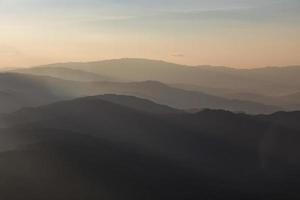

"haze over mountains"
[0,72,279,114]
[37,58,300,95]
[1,58,300,199]
[16,66,115,82]
[7,58,300,112]
[1,0,300,198]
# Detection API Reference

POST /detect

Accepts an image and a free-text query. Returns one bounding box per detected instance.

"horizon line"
[2,57,300,71]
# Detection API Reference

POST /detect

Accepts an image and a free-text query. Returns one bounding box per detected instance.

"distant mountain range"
[0,72,280,114]
[1,94,300,199]
[93,94,182,114]
[1,58,300,200]
[35,58,300,95]
[0,58,299,199]
[12,58,299,110]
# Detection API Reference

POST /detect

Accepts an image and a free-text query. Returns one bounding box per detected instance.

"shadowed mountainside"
[93,94,182,114]
[0,95,300,200]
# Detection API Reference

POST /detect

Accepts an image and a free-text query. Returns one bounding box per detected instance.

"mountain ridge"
[1,94,300,199]
[0,72,279,114]
[31,58,300,95]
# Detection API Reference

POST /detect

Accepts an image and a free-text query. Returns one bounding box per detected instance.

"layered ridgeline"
[16,58,300,110]
[0,73,279,114]
[0,95,300,200]
[32,58,300,95]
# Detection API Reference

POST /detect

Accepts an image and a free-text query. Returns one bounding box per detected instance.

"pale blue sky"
[0,0,299,68]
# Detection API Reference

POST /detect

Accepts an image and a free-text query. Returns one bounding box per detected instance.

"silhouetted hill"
[258,111,300,131]
[93,94,182,114]
[76,81,280,114]
[1,96,300,199]
[4,97,300,172]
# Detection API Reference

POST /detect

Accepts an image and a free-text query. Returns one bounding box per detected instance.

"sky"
[0,0,300,68]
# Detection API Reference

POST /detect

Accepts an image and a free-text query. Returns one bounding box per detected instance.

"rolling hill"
[93,94,182,114]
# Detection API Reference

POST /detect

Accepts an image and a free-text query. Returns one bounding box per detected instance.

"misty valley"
[0,59,299,199]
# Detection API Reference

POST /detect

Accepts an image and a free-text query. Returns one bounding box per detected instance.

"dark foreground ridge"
[1,95,300,200]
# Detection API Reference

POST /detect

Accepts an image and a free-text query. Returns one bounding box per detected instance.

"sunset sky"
[0,0,299,68]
